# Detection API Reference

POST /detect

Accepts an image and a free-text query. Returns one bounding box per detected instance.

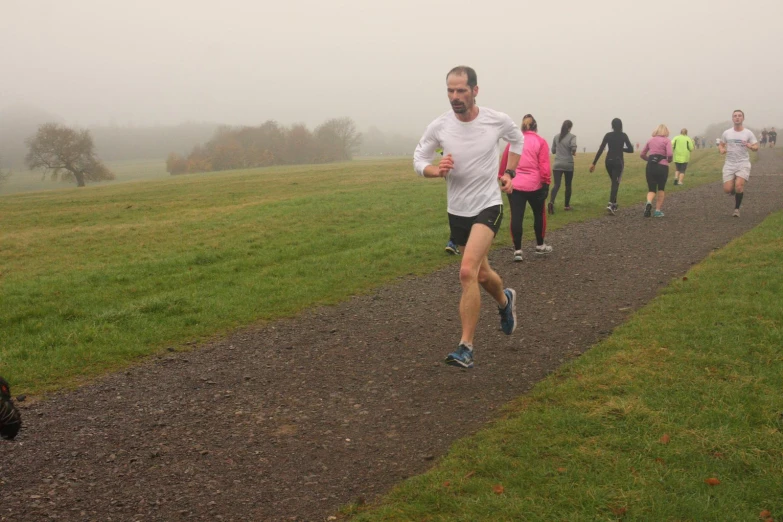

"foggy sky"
[2,0,781,148]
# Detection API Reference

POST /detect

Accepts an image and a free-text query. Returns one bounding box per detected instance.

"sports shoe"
[653,210,665,217]
[678,181,684,186]
[547,202,554,215]
[733,208,740,218]
[564,206,572,211]
[644,201,652,217]
[513,250,524,262]
[673,179,679,186]
[445,240,460,255]
[606,203,615,215]
[499,288,517,335]
[535,244,553,255]
[445,343,474,368]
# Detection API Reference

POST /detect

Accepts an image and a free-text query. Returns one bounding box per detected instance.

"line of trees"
[166,117,361,175]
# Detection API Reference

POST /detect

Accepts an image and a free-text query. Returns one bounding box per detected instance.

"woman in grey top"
[548,120,577,215]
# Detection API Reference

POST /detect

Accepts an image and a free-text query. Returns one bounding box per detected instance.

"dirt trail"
[2,150,782,522]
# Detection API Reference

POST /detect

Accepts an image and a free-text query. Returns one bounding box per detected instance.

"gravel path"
[2,150,782,522]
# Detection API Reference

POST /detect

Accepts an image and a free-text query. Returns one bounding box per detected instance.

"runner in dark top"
[589,118,634,215]
[769,128,777,147]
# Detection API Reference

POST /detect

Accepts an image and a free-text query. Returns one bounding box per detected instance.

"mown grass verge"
[346,205,783,521]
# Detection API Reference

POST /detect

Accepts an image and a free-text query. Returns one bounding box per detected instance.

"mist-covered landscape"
[2,1,783,520]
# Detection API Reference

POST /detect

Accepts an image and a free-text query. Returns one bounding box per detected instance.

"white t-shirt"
[721,128,758,168]
[413,107,524,217]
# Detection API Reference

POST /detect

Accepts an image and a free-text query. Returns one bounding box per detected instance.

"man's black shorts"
[448,205,503,246]
[675,162,688,172]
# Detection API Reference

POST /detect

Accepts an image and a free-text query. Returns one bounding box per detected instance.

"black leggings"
[507,189,546,249]
[646,162,669,191]
[605,157,624,204]
[550,170,574,206]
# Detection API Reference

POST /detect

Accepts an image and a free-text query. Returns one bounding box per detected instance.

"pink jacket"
[498,131,551,192]
[640,136,673,166]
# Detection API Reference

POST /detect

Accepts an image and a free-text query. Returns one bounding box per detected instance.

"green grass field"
[1,151,724,395]
[346,203,783,521]
[0,159,170,195]
[3,148,779,519]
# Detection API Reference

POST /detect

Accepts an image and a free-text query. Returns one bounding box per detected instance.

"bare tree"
[0,169,8,185]
[25,123,114,187]
[315,117,362,161]
[0,161,10,188]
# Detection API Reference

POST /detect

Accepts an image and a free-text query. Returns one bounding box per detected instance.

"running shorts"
[722,165,750,183]
[448,205,503,246]
[646,162,669,192]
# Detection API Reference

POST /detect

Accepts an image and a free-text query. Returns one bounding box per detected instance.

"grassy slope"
[1,151,724,395]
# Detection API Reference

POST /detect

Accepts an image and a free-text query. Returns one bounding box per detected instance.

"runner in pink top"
[498,114,552,260]
[640,124,674,218]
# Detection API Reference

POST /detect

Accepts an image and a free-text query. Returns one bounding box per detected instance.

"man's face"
[732,111,744,125]
[447,73,478,115]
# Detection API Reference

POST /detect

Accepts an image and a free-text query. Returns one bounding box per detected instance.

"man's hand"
[500,174,513,194]
[438,153,454,177]
[589,164,596,173]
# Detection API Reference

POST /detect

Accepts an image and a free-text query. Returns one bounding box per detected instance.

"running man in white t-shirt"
[718,110,759,217]
[413,65,524,369]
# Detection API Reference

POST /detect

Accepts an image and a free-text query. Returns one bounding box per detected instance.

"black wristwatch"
[504,168,516,179]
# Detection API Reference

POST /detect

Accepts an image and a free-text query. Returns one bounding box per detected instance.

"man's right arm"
[413,123,442,178]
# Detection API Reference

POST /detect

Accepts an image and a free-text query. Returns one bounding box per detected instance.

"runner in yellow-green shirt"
[671,129,695,186]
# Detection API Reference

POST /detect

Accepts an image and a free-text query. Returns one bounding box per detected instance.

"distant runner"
[549,119,577,214]
[769,127,777,148]
[589,118,634,215]
[718,110,759,217]
[671,128,695,186]
[640,124,673,217]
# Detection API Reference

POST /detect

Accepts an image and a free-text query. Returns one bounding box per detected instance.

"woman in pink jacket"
[498,114,552,261]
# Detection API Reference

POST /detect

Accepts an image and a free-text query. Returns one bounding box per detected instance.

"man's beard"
[451,100,471,114]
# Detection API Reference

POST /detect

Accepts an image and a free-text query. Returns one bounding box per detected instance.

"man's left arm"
[747,133,759,151]
[499,115,524,193]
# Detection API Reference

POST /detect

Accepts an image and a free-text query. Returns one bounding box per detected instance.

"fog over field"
[1,0,781,154]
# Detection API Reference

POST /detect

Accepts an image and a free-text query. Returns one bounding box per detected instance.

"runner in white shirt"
[719,110,759,217]
[413,65,524,369]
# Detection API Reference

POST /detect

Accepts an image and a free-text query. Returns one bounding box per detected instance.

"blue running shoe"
[445,343,474,368]
[499,288,517,335]
[445,240,460,255]
[653,210,665,218]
